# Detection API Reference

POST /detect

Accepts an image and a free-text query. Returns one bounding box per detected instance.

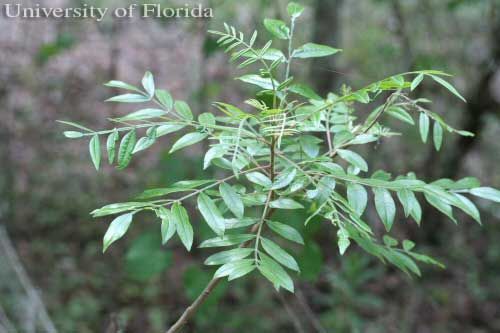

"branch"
[166,140,277,333]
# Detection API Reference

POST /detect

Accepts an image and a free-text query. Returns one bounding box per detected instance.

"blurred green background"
[1,0,499,332]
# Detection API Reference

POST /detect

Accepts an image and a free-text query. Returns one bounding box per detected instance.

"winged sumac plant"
[60,3,500,332]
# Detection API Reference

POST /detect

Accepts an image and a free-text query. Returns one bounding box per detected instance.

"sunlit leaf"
[103,213,133,252]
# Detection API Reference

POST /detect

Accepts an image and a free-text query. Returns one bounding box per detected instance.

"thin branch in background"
[276,292,306,333]
[295,288,327,333]
[0,226,58,333]
[0,304,17,333]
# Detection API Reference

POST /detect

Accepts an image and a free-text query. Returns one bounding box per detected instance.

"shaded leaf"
[117,130,136,169]
[419,113,430,143]
[270,198,304,209]
[261,238,299,271]
[174,101,193,121]
[172,203,193,251]
[373,188,396,231]
[266,220,304,245]
[89,134,101,171]
[199,234,255,248]
[433,121,443,151]
[258,253,294,292]
[204,248,253,266]
[219,183,244,218]
[263,19,289,39]
[337,149,368,172]
[197,193,225,235]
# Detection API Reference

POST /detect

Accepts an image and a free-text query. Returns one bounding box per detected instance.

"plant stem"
[166,133,278,333]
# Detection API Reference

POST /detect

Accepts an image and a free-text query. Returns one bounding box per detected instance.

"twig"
[166,133,279,333]
[295,288,327,333]
[0,226,57,333]
[276,293,306,333]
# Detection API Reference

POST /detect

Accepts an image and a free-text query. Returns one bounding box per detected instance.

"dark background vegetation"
[1,0,499,332]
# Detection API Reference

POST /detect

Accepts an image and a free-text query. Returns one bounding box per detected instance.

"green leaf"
[424,192,456,223]
[270,198,304,209]
[454,177,481,190]
[258,253,294,292]
[142,71,155,97]
[288,84,322,100]
[174,101,193,121]
[225,218,257,229]
[293,43,341,59]
[64,131,83,138]
[214,259,255,281]
[452,193,481,223]
[156,123,185,137]
[419,113,430,143]
[353,90,370,103]
[396,189,420,220]
[349,134,378,145]
[204,146,225,169]
[299,135,321,158]
[173,179,215,188]
[410,73,424,91]
[373,188,396,231]
[246,172,272,187]
[102,213,133,252]
[383,235,398,247]
[172,203,193,251]
[266,220,304,245]
[118,108,167,121]
[402,240,415,251]
[386,107,414,125]
[470,187,500,203]
[198,112,216,127]
[238,74,278,90]
[155,89,173,110]
[132,136,156,154]
[271,168,297,190]
[409,252,445,269]
[106,93,150,103]
[433,121,443,151]
[263,18,289,39]
[337,149,368,172]
[199,234,255,248]
[312,176,336,204]
[204,248,253,266]
[117,130,136,169]
[136,181,215,200]
[170,132,208,153]
[219,183,244,218]
[104,80,141,92]
[242,48,286,62]
[159,208,176,245]
[337,227,350,255]
[106,130,119,164]
[261,238,299,271]
[91,202,147,217]
[347,183,368,216]
[89,134,101,171]
[287,2,305,18]
[429,75,466,102]
[384,250,421,276]
[197,193,225,235]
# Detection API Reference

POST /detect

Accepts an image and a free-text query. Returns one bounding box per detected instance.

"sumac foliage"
[60,2,500,329]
